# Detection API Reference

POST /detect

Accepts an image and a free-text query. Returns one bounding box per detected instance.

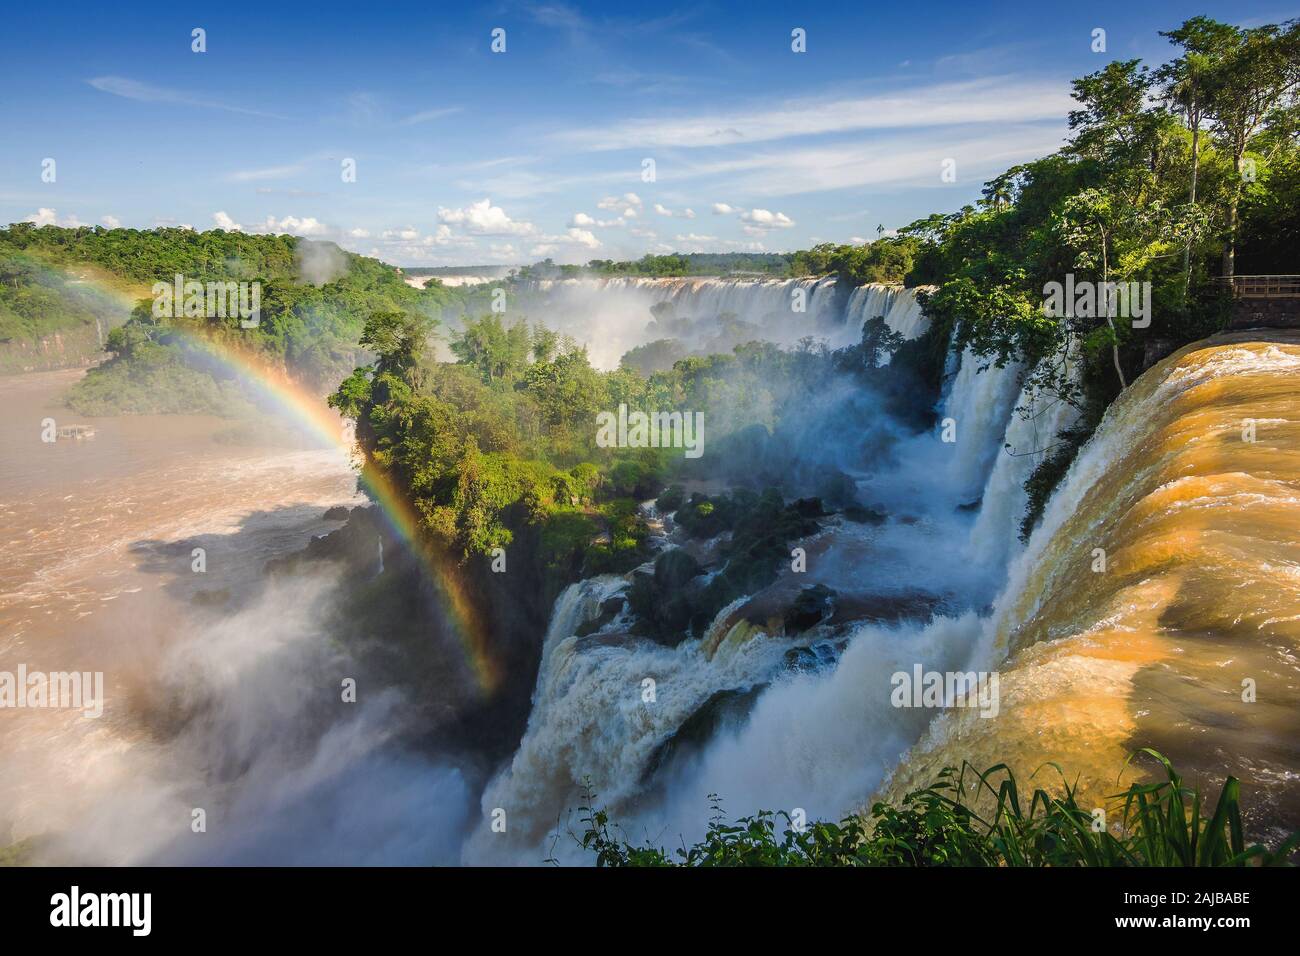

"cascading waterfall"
[464,283,1072,862]
[939,351,1026,504]
[508,276,928,368]
[843,284,929,347]
[966,355,1081,571]
[465,577,795,863]
[471,284,1296,861]
[884,332,1300,837]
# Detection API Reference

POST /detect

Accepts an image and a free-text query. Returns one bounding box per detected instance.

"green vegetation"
[0,223,478,412]
[571,750,1299,866]
[577,252,792,277]
[789,235,923,285]
[329,308,877,572]
[920,18,1296,389]
[866,17,1300,532]
[0,255,136,372]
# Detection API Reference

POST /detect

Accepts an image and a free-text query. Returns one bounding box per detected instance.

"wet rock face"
[784,584,837,634]
[627,549,705,646]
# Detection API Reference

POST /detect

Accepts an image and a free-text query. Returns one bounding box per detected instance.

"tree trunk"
[1100,224,1127,391]
[1182,120,1200,297]
[1225,153,1242,279]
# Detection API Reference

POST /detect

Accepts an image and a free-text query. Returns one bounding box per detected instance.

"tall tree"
[1157,17,1240,293]
[1200,20,1300,277]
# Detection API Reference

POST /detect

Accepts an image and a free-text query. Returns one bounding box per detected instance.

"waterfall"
[882,334,1300,824]
[939,351,1025,503]
[467,279,1064,862]
[967,356,1081,571]
[507,276,927,368]
[464,577,791,863]
[843,284,930,352]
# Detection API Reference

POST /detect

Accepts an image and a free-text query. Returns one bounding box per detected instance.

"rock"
[654,548,703,590]
[843,504,888,524]
[323,505,351,520]
[784,584,837,634]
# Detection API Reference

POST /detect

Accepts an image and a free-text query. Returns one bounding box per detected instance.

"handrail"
[1217,275,1300,299]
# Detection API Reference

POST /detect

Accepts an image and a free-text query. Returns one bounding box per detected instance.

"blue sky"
[1,0,1295,266]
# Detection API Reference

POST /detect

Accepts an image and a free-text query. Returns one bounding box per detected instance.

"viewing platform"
[1224,276,1300,330]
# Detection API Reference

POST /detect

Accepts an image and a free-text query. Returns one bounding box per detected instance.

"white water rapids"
[463,278,1087,864]
[509,276,930,369]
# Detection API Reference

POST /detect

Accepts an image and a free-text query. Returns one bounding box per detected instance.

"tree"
[1199,20,1300,277]
[1157,17,1240,293]
[359,310,437,386]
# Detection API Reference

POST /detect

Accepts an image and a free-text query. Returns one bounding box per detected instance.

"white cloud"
[739,208,795,229]
[399,107,462,126]
[553,77,1073,151]
[437,198,536,236]
[24,208,83,227]
[565,227,600,249]
[253,215,329,236]
[348,227,370,239]
[711,203,736,215]
[654,203,697,219]
[87,76,279,118]
[596,193,643,218]
[675,127,1064,197]
[227,164,305,183]
[212,211,242,231]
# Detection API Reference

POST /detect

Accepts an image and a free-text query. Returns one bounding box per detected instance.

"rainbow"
[174,331,503,695]
[37,258,502,695]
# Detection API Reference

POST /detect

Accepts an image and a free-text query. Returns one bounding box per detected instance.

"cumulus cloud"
[596,193,643,218]
[739,208,795,229]
[570,210,629,229]
[564,227,600,249]
[212,212,330,237]
[437,198,536,236]
[24,208,83,227]
[711,203,736,215]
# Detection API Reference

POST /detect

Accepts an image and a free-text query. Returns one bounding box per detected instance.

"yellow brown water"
[882,331,1300,842]
[0,369,362,856]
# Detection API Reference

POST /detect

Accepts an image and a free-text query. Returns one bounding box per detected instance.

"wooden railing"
[1220,275,1300,299]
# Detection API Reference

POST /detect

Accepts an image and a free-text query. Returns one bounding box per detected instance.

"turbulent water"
[6,279,1295,865]
[511,276,928,368]
[468,286,1300,862]
[0,370,470,864]
[465,282,1053,863]
[887,331,1300,842]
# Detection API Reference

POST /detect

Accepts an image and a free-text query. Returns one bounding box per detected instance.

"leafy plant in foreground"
[570,750,1299,867]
